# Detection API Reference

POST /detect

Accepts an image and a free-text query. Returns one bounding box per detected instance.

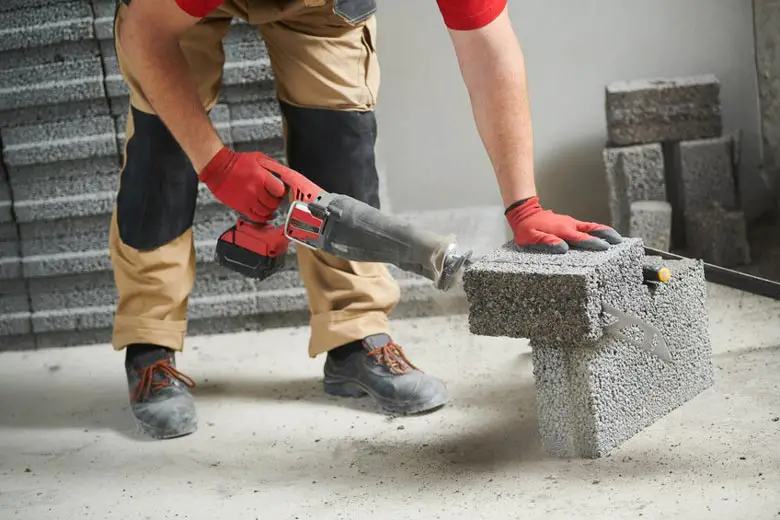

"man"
[112,0,621,439]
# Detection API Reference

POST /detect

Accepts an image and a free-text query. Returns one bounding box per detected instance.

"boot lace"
[367,342,420,375]
[131,359,196,402]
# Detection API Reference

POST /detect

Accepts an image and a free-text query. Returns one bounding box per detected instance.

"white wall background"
[373,0,764,225]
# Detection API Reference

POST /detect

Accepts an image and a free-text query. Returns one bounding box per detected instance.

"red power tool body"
[214,153,472,291]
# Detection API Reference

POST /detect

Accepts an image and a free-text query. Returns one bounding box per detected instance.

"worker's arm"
[119,0,284,221]
[437,1,621,252]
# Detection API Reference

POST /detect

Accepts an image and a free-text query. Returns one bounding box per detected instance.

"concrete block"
[1,116,118,167]
[0,58,106,113]
[8,157,120,223]
[91,0,117,41]
[229,101,283,145]
[0,2,94,53]
[210,103,232,145]
[685,203,751,268]
[629,200,672,251]
[602,143,666,234]
[0,333,37,352]
[606,75,723,146]
[0,311,32,336]
[0,223,22,280]
[102,54,129,100]
[220,84,277,105]
[0,42,100,73]
[224,18,257,45]
[0,165,11,224]
[19,203,233,277]
[670,134,739,215]
[0,99,110,128]
[462,239,650,345]
[222,42,273,87]
[0,0,74,12]
[0,279,29,316]
[531,256,713,458]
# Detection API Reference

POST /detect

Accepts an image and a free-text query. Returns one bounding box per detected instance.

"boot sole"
[323,378,448,415]
[133,416,198,440]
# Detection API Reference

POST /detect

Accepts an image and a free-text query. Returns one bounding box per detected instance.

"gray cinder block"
[0,0,74,12]
[685,203,751,268]
[629,200,672,251]
[464,239,714,458]
[102,54,130,100]
[222,42,273,87]
[0,58,106,113]
[0,311,32,336]
[19,203,233,277]
[462,239,650,345]
[8,157,120,223]
[229,101,282,145]
[670,134,738,215]
[0,279,29,315]
[531,256,713,458]
[0,165,11,224]
[0,1,94,53]
[92,0,117,41]
[606,75,723,146]
[0,223,22,280]
[210,103,232,145]
[603,143,666,234]
[1,116,118,167]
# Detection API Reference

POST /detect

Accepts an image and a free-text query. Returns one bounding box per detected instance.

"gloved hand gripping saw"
[207,149,473,291]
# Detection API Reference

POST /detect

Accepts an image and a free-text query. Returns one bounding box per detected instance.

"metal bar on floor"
[644,246,780,301]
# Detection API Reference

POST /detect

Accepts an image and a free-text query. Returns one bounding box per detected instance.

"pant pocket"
[116,107,199,251]
[333,0,376,25]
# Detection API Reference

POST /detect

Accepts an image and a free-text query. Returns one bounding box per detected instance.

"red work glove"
[199,146,286,222]
[505,196,622,253]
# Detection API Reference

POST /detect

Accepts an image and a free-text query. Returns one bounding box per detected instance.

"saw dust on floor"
[0,284,779,520]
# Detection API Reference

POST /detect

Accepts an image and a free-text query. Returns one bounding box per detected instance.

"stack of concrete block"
[602,75,751,267]
[0,2,459,351]
[463,238,714,458]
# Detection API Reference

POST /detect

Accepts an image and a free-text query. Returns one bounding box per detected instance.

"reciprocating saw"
[213,154,472,291]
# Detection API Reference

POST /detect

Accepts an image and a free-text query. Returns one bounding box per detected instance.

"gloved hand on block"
[505,196,622,254]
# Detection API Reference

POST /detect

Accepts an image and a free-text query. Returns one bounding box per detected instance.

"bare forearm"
[448,10,536,207]
[120,18,222,172]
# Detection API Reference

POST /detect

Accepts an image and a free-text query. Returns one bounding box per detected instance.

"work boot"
[125,344,198,439]
[323,333,449,415]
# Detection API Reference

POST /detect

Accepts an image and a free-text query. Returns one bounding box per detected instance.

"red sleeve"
[174,0,224,17]
[435,0,507,30]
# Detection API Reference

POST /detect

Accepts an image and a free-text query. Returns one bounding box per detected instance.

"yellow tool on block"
[643,264,671,284]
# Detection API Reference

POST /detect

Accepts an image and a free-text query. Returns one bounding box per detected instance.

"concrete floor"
[1,283,779,520]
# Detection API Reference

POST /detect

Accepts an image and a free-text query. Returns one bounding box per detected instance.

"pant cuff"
[308,309,391,357]
[112,315,187,352]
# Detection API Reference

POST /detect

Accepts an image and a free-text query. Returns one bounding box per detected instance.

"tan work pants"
[109,0,400,357]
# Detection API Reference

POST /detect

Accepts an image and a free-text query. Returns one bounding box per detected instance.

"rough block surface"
[629,200,672,251]
[532,256,714,458]
[671,134,739,215]
[0,2,94,53]
[463,239,650,345]
[686,203,751,267]
[606,75,723,146]
[603,143,666,234]
[1,116,118,167]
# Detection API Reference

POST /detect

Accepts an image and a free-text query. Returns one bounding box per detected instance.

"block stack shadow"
[0,1,460,352]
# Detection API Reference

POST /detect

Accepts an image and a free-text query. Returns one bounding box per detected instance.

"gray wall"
[374,0,765,223]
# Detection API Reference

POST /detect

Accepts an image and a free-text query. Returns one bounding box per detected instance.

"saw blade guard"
[313,194,472,291]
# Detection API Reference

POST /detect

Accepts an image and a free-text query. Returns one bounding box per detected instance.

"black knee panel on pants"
[279,102,380,209]
[116,107,199,250]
